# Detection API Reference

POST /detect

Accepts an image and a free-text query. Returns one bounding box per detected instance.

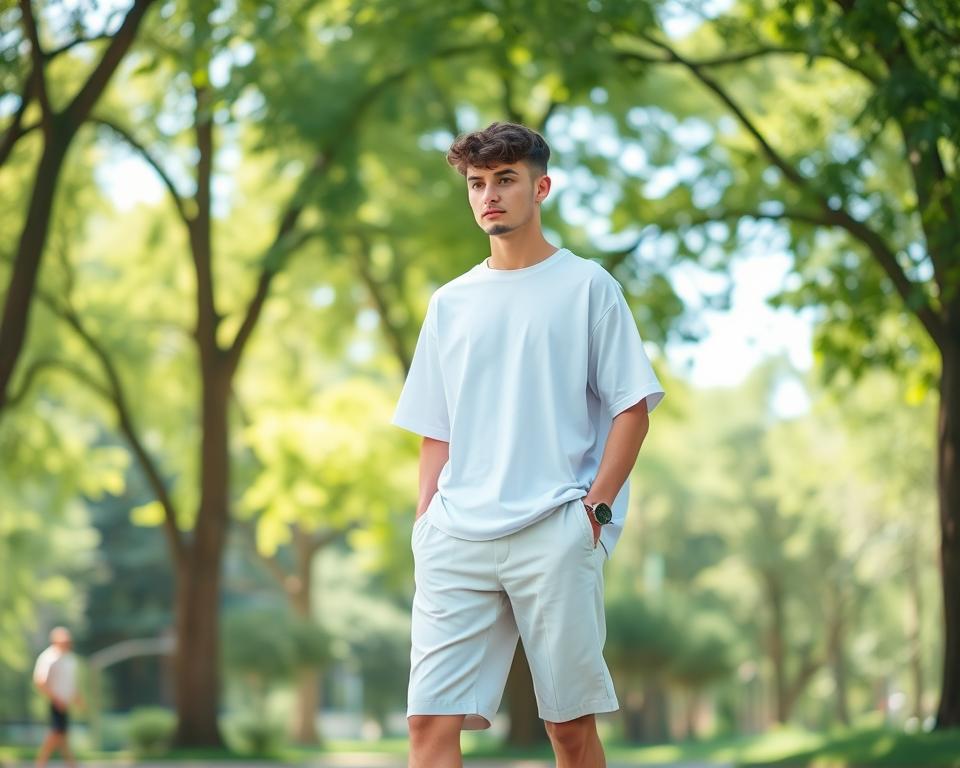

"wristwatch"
[583,501,613,526]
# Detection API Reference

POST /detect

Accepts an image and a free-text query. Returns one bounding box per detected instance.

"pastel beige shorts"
[407,496,619,729]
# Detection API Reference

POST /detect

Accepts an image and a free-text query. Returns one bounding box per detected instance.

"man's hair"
[446,122,550,177]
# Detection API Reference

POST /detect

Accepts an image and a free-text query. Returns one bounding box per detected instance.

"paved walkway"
[10,759,730,768]
[310,759,728,768]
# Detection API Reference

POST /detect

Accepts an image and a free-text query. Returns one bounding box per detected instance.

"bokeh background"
[2,0,959,765]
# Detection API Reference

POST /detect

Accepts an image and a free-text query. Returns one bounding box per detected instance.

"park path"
[11,759,732,768]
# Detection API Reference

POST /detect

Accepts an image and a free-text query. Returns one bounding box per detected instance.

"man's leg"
[501,502,618,766]
[408,714,465,768]
[59,731,77,768]
[35,731,59,768]
[545,714,606,768]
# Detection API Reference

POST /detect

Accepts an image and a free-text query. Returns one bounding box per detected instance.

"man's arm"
[583,398,650,534]
[33,663,62,709]
[416,436,450,519]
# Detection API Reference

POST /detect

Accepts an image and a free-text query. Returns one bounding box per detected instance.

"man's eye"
[471,183,482,189]
[499,178,511,184]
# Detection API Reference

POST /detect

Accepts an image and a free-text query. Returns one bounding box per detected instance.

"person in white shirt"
[393,122,664,767]
[33,627,81,768]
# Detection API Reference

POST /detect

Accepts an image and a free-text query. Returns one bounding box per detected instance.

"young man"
[392,122,664,768]
[33,627,81,768]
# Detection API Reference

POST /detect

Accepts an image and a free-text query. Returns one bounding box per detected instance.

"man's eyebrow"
[467,168,520,181]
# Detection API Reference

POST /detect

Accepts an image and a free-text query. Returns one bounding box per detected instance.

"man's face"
[466,161,550,237]
[51,630,72,651]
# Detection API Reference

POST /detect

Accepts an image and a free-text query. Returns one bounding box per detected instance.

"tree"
[0,0,158,413]
[238,378,414,743]
[599,1,960,726]
[22,0,507,746]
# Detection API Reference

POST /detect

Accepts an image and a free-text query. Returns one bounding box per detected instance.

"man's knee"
[408,714,463,746]
[544,714,596,752]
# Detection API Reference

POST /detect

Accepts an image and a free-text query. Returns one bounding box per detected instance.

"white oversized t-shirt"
[33,647,78,702]
[392,248,664,557]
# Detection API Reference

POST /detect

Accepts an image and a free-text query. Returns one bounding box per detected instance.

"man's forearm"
[585,399,650,505]
[417,436,450,517]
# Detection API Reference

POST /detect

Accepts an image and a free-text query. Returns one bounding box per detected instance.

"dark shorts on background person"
[49,703,69,733]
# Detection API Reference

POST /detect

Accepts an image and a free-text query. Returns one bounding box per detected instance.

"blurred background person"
[33,627,82,768]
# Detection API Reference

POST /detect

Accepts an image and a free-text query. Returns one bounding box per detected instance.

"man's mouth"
[483,209,505,219]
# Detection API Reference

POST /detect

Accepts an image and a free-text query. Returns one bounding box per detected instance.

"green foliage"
[222,608,301,684]
[127,706,175,757]
[316,548,411,724]
[3,0,956,740]
[227,714,285,757]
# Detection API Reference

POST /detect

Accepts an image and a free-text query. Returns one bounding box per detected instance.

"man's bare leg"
[407,714,465,768]
[60,733,77,768]
[35,732,60,768]
[545,714,606,768]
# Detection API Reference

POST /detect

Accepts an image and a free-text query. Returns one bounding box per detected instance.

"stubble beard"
[486,223,515,236]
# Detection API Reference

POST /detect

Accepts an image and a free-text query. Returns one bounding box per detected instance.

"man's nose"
[482,186,500,204]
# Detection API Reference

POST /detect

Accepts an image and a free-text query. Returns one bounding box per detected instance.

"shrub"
[230,715,284,757]
[127,707,175,757]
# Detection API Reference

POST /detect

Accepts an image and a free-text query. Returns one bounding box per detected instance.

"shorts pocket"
[413,509,431,531]
[575,500,597,550]
[411,495,437,546]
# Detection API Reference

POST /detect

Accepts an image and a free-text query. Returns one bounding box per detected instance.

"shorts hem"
[538,697,619,723]
[406,700,494,731]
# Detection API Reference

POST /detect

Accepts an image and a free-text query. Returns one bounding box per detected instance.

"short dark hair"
[446,122,550,177]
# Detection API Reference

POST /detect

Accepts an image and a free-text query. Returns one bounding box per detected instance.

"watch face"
[594,503,613,525]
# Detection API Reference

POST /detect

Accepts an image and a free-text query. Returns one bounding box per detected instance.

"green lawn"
[603,726,960,767]
[4,725,960,766]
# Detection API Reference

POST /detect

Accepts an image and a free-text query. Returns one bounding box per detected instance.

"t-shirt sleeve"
[589,289,665,419]
[391,297,450,442]
[33,651,51,685]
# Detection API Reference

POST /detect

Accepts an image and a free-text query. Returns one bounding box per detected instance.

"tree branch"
[306,523,359,559]
[617,42,881,85]
[0,71,37,168]
[536,100,560,133]
[36,291,186,563]
[351,234,412,374]
[90,116,190,224]
[45,32,115,60]
[236,517,293,592]
[65,0,159,126]
[17,1,52,132]
[7,356,86,408]
[224,157,326,375]
[190,84,219,348]
[634,34,945,347]
[226,44,485,374]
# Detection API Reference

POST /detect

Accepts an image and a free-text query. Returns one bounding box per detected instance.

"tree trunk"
[906,528,925,720]
[764,573,788,723]
[829,602,850,726]
[684,690,699,739]
[173,351,230,746]
[173,554,225,746]
[292,529,321,745]
[505,643,548,746]
[642,680,670,742]
[294,669,321,744]
[936,326,960,729]
[619,681,645,743]
[0,133,68,411]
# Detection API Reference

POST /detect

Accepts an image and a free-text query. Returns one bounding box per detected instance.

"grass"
[5,725,960,766]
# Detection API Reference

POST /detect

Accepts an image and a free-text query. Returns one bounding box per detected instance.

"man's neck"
[487,226,557,270]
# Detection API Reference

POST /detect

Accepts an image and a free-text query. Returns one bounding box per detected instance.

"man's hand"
[582,501,602,546]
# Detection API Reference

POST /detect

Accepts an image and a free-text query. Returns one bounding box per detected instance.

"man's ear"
[535,174,552,203]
